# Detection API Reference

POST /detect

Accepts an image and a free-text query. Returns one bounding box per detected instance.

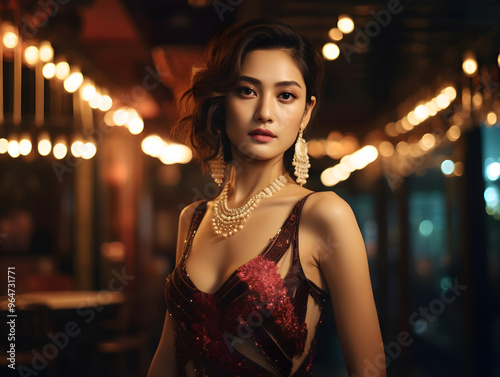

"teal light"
[440,159,455,175]
[418,220,434,237]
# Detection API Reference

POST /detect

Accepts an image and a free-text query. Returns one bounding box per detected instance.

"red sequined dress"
[164,193,328,377]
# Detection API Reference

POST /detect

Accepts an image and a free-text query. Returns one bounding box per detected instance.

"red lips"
[248,128,276,137]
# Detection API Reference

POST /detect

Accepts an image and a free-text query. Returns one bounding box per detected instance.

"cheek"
[225,98,252,125]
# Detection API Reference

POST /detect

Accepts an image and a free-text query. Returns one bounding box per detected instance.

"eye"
[279,92,297,101]
[237,87,256,97]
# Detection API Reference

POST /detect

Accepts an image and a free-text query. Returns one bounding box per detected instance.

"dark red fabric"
[164,193,328,377]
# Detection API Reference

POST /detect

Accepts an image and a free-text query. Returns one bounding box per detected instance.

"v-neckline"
[181,195,307,297]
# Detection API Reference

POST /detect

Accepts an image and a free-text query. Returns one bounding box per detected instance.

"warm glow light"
[104,111,115,126]
[401,117,413,131]
[128,118,144,135]
[89,94,102,109]
[498,52,500,68]
[55,62,70,80]
[81,84,97,101]
[71,140,84,157]
[424,100,438,116]
[127,108,139,121]
[322,43,340,60]
[42,63,56,79]
[328,27,343,41]
[340,155,354,172]
[113,108,129,126]
[307,140,325,159]
[332,164,351,180]
[435,94,450,109]
[462,57,478,76]
[447,125,461,141]
[8,140,20,158]
[320,167,336,187]
[407,111,419,126]
[24,46,39,66]
[454,162,464,177]
[19,135,32,156]
[0,138,8,154]
[486,112,498,126]
[81,142,97,159]
[38,136,51,156]
[99,95,113,111]
[326,139,343,159]
[349,145,378,169]
[384,122,398,137]
[3,31,18,49]
[472,93,482,109]
[337,15,354,34]
[462,89,471,111]
[379,141,394,157]
[39,41,54,62]
[160,144,177,165]
[442,86,457,101]
[414,105,429,121]
[64,72,84,93]
[178,145,193,164]
[453,113,464,126]
[419,133,436,150]
[409,143,422,158]
[141,135,163,157]
[396,141,410,155]
[53,142,68,159]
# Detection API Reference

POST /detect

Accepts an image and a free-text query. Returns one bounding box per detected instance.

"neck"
[225,153,290,208]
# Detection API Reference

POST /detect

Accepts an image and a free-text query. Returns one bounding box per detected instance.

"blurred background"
[0,0,499,376]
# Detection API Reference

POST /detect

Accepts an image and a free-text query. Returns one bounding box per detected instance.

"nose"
[254,93,274,124]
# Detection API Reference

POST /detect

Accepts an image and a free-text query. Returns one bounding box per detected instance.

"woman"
[148,16,386,377]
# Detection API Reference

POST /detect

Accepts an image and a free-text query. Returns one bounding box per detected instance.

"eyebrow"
[239,75,302,89]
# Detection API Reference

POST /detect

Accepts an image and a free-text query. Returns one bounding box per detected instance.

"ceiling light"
[337,15,354,34]
[322,43,340,60]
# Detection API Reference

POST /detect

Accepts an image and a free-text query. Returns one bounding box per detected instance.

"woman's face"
[224,49,316,162]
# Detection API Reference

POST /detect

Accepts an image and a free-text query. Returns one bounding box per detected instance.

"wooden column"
[74,159,95,289]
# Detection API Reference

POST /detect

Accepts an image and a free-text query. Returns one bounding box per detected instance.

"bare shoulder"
[175,199,207,264]
[178,199,207,228]
[303,190,356,227]
[302,191,366,269]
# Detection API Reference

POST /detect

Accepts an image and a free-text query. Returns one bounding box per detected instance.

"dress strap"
[181,200,208,261]
[265,192,316,263]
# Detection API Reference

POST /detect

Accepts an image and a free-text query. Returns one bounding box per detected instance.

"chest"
[184,203,306,295]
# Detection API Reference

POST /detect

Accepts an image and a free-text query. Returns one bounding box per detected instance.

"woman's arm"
[310,192,386,377]
[147,201,203,377]
[147,310,177,377]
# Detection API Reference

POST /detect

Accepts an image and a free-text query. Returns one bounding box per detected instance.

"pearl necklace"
[212,174,289,238]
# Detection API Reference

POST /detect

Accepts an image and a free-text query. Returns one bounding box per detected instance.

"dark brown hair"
[173,16,324,173]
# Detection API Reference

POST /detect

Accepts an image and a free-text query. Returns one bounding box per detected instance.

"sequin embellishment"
[164,193,328,377]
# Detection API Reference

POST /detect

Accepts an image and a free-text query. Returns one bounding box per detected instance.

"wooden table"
[17,290,125,310]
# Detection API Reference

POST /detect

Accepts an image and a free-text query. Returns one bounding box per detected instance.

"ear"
[301,96,317,131]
